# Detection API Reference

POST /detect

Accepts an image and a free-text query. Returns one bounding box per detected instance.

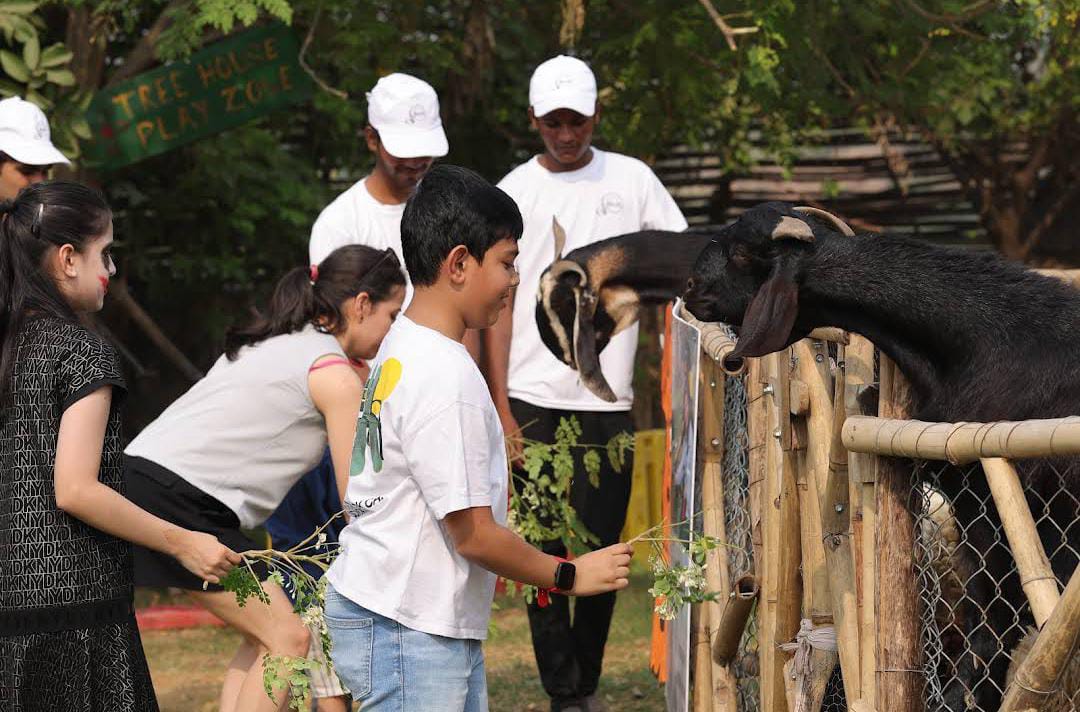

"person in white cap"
[484,54,687,712]
[0,96,69,200]
[308,72,448,287]
[281,73,447,711]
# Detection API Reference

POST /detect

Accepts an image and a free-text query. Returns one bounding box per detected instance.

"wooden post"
[875,356,923,711]
[980,458,1061,628]
[693,602,715,712]
[746,357,770,712]
[793,338,862,705]
[844,334,877,711]
[698,357,739,712]
[998,567,1080,711]
[765,349,803,711]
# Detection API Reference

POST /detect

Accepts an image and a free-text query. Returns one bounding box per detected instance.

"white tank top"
[126,325,346,529]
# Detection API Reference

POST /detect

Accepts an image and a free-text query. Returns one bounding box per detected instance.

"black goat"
[536,218,712,401]
[683,201,1079,711]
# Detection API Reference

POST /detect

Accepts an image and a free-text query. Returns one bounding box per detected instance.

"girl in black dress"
[0,182,240,711]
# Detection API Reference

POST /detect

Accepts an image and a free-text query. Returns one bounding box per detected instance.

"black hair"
[0,181,112,402]
[399,164,523,286]
[224,244,406,360]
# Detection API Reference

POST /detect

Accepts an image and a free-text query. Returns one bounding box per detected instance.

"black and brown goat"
[683,201,1079,710]
[535,218,712,401]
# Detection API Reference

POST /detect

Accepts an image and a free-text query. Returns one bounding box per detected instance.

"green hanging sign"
[85,24,313,169]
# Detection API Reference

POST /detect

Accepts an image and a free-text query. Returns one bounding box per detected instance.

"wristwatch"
[553,559,576,592]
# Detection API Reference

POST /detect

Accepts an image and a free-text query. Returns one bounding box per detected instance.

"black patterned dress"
[0,316,158,711]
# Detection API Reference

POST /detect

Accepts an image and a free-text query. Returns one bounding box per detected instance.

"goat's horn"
[552,216,568,262]
[549,259,588,283]
[794,206,855,237]
[770,215,815,242]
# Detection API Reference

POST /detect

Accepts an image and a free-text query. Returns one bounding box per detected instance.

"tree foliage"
[0,0,1074,411]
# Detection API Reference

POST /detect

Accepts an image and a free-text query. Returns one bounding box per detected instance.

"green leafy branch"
[629,517,728,621]
[219,511,343,711]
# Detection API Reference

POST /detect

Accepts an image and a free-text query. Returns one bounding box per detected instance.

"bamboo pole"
[874,357,923,711]
[791,338,863,706]
[746,356,771,710]
[713,575,760,665]
[783,649,839,712]
[807,327,849,345]
[980,458,1061,628]
[844,334,878,712]
[675,304,746,375]
[693,602,714,712]
[842,414,1080,463]
[698,357,740,712]
[998,567,1080,712]
[772,350,804,710]
[792,341,833,624]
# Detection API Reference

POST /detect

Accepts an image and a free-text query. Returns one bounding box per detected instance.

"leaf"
[39,43,72,68]
[21,33,37,70]
[0,77,20,96]
[70,117,91,140]
[45,68,74,87]
[0,3,41,14]
[24,86,50,110]
[0,49,28,82]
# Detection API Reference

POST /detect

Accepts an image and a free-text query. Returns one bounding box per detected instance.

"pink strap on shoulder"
[309,357,365,373]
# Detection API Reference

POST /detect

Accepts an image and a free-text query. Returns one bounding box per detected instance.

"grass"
[141,570,665,711]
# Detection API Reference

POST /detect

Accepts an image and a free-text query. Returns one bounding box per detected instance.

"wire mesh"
[722,372,760,712]
[912,459,1079,711]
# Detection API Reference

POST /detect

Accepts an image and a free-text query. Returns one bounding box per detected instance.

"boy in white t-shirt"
[324,164,633,711]
[484,55,688,712]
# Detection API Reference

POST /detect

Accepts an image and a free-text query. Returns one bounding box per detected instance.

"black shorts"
[124,455,265,591]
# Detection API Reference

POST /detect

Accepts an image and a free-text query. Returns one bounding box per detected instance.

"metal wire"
[722,372,760,712]
[912,459,1079,711]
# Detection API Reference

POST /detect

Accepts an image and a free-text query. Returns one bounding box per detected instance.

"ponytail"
[224,245,405,360]
[0,181,112,404]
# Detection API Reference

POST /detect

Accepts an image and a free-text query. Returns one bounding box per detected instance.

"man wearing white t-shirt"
[308,72,449,303]
[484,55,687,712]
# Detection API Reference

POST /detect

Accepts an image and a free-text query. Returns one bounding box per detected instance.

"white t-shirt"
[326,316,508,640]
[125,326,345,529]
[309,177,413,304]
[497,148,688,411]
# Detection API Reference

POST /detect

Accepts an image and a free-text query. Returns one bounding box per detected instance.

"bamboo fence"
[682,325,1077,712]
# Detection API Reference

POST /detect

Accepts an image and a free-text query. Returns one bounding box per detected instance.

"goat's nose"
[686,277,696,292]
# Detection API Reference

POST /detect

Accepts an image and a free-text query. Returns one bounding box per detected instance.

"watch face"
[556,561,576,590]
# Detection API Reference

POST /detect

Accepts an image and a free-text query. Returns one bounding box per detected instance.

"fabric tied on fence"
[779,619,839,712]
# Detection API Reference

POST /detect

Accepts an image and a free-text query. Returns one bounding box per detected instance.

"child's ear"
[353,292,372,321]
[446,245,471,286]
[57,243,78,278]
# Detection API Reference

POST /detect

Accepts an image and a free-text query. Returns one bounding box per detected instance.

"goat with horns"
[683,201,1079,711]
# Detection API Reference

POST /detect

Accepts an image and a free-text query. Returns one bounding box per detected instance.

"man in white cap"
[0,96,69,200]
[279,73,448,712]
[308,72,449,286]
[484,55,687,712]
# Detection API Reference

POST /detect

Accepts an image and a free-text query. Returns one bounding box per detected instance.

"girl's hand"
[568,543,633,596]
[166,528,242,585]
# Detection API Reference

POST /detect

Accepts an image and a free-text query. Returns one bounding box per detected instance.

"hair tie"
[309,264,319,286]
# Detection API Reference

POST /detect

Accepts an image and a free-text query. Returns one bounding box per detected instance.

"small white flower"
[317,533,327,550]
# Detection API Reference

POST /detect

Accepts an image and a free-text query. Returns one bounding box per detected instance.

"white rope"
[778,619,839,712]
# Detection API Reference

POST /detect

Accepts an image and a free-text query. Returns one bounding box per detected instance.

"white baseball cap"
[0,97,69,166]
[366,73,449,159]
[529,55,597,118]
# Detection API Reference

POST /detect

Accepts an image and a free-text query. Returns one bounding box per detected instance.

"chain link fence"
[912,459,1079,711]
[721,373,761,711]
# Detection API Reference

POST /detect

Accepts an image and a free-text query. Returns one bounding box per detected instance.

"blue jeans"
[324,584,488,711]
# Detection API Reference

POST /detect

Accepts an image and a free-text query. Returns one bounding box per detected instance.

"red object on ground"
[136,605,227,632]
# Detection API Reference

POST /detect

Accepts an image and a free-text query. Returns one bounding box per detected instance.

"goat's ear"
[553,216,568,261]
[731,263,799,358]
[572,288,618,403]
